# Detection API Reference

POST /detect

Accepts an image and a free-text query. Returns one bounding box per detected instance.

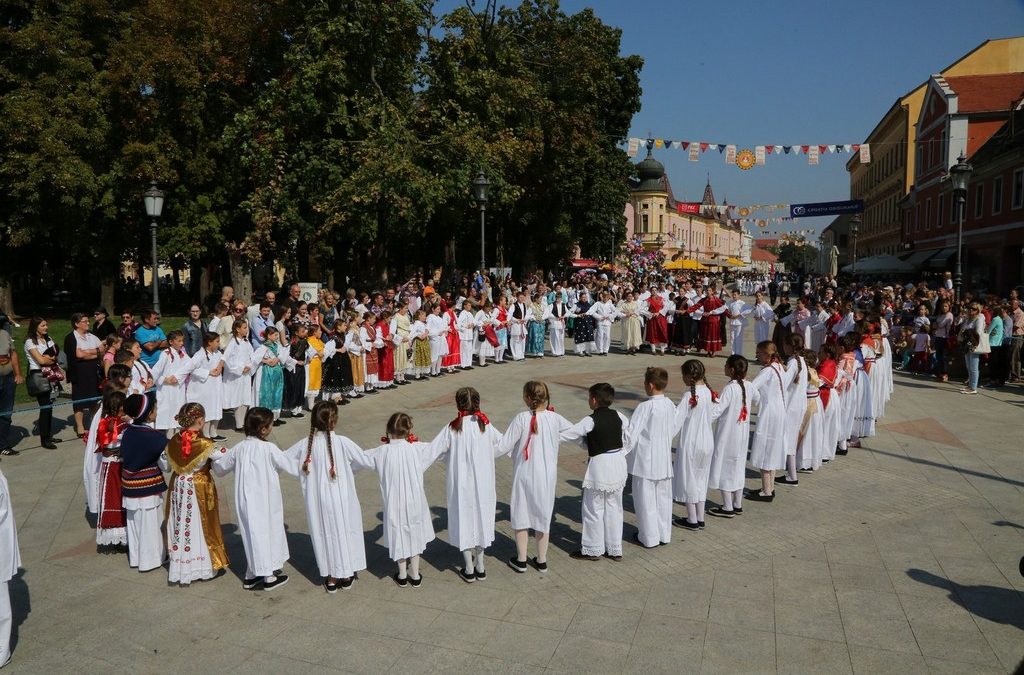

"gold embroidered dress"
[165,432,228,584]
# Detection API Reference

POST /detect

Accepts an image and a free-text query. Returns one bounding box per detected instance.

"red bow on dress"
[180,429,198,457]
[450,410,491,429]
[523,406,554,461]
[381,434,418,444]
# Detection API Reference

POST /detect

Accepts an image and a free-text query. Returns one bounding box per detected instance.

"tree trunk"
[226,244,253,304]
[100,278,116,316]
[0,280,14,319]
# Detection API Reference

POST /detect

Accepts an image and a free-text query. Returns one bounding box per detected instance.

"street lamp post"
[849,214,861,276]
[143,181,165,314]
[948,152,973,302]
[472,172,490,274]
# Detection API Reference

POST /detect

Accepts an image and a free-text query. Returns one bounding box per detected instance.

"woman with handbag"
[960,303,988,395]
[23,317,64,449]
[66,313,102,438]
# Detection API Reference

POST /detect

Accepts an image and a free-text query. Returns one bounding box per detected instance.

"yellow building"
[625,150,744,267]
[847,36,1024,258]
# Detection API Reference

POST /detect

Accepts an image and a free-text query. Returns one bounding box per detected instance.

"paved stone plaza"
[2,348,1022,673]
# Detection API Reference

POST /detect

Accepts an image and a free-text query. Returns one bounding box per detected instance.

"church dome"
[633,149,666,192]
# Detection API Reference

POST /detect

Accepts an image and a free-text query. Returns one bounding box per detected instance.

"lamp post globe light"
[849,214,861,276]
[143,181,165,314]
[948,152,973,302]
[472,171,490,274]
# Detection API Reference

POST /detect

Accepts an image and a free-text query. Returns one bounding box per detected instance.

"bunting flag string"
[626,136,871,166]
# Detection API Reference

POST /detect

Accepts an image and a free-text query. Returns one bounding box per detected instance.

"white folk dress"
[672,386,715,503]
[797,371,824,471]
[213,438,296,578]
[426,314,449,362]
[83,407,103,514]
[221,337,256,410]
[748,362,793,471]
[752,302,775,345]
[783,356,808,457]
[152,347,193,430]
[364,440,442,560]
[0,468,20,666]
[185,348,224,422]
[854,346,876,438]
[285,433,372,579]
[499,409,572,533]
[429,421,505,551]
[708,380,759,492]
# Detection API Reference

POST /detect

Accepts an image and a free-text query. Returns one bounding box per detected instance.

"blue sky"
[436,0,1024,236]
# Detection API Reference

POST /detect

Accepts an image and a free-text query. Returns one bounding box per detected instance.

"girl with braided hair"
[671,360,715,531]
[707,355,759,518]
[796,350,824,473]
[778,333,808,487]
[427,387,503,583]
[365,413,444,588]
[213,407,295,592]
[284,400,372,593]
[500,381,571,573]
[747,341,795,502]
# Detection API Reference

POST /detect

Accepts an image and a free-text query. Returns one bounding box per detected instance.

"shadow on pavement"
[906,568,1024,630]
[867,447,1024,489]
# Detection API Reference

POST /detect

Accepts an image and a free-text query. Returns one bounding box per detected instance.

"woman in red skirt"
[690,284,728,358]
[443,302,462,373]
[644,293,670,354]
[377,310,397,389]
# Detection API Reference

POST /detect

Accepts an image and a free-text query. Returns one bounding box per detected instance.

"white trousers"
[632,477,672,548]
[582,488,624,556]
[574,341,595,355]
[595,324,611,354]
[0,580,10,665]
[460,340,475,368]
[549,325,565,356]
[509,329,526,360]
[126,498,166,572]
[730,326,744,356]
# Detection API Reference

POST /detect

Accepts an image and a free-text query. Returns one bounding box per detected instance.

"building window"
[1013,168,1024,210]
[992,176,1003,216]
[936,194,943,229]
[973,184,984,219]
[641,214,648,232]
[925,199,931,231]
[659,214,663,230]
[914,205,920,232]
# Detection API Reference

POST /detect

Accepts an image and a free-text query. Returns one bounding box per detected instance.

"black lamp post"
[948,152,973,302]
[143,181,165,314]
[472,172,490,273]
[849,214,861,276]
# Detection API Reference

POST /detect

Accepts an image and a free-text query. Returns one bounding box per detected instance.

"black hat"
[125,392,156,424]
[94,307,109,316]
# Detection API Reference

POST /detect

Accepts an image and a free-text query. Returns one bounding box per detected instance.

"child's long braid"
[302,424,315,475]
[737,378,747,421]
[326,430,337,480]
[689,381,698,408]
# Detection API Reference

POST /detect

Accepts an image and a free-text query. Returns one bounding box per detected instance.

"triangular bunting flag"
[818,145,827,155]
[800,145,809,154]
[699,142,709,152]
[681,141,690,150]
[665,140,675,149]
[852,144,860,151]
[717,144,726,153]
[765,145,774,154]
[783,145,792,154]
[842,144,852,153]
[827,144,836,153]
[654,139,664,148]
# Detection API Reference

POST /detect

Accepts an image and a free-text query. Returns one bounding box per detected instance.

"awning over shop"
[664,258,707,270]
[926,247,957,269]
[726,257,745,267]
[904,249,938,267]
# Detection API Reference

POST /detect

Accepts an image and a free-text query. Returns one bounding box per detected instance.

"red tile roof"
[751,247,778,262]
[944,73,1024,113]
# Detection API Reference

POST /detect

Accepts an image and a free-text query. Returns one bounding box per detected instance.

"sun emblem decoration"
[735,149,756,170]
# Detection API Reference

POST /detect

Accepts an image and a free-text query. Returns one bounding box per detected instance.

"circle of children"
[49,267,899,596]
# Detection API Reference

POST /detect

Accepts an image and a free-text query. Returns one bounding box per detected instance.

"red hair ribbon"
[181,429,198,458]
[523,406,554,461]
[96,417,125,449]
[710,389,719,403]
[738,406,748,422]
[689,393,698,408]
[381,434,418,443]
[450,410,491,429]
[380,436,389,444]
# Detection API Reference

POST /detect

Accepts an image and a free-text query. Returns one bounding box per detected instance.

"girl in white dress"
[500,381,571,573]
[425,303,449,376]
[186,332,225,440]
[222,319,257,432]
[456,301,478,369]
[672,360,715,530]
[746,341,795,502]
[797,350,824,472]
[778,334,808,486]
[213,408,295,591]
[364,413,445,587]
[152,331,192,434]
[285,401,373,593]
[0,467,21,669]
[751,292,775,345]
[428,387,504,582]
[474,301,496,367]
[707,355,759,518]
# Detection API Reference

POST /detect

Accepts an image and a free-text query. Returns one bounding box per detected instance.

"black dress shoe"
[272,419,286,426]
[775,476,799,486]
[569,550,600,561]
[673,517,700,530]
[41,440,57,450]
[458,567,476,583]
[392,573,409,587]
[744,491,775,502]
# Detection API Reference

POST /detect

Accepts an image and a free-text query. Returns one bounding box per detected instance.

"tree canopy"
[0,0,643,307]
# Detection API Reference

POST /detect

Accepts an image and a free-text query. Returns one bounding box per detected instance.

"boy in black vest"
[561,382,630,561]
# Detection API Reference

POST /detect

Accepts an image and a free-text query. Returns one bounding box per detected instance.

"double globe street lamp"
[472,171,490,274]
[143,181,165,314]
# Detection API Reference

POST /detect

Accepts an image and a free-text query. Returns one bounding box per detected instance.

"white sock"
[474,546,485,572]
[722,491,734,511]
[234,406,247,430]
[733,489,743,510]
[686,503,697,524]
[409,554,421,579]
[306,395,315,409]
[786,455,797,480]
[696,501,705,522]
[462,549,474,572]
[397,559,408,579]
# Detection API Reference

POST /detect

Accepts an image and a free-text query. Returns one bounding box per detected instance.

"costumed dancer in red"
[689,284,728,358]
[377,310,396,389]
[644,293,669,355]
[443,303,461,373]
[95,390,130,551]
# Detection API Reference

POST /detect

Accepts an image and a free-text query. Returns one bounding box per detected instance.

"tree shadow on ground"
[9,573,29,653]
[906,568,1024,630]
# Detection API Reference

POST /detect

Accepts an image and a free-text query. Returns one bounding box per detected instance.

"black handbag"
[26,371,52,397]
